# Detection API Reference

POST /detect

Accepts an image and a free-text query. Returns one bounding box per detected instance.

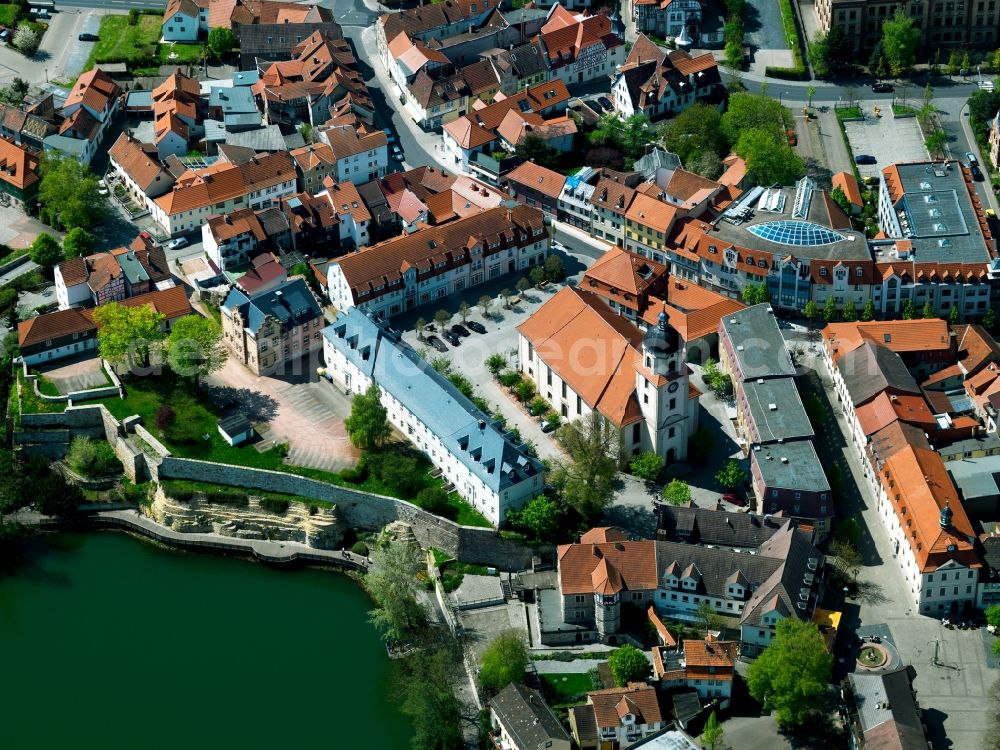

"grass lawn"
[0,246,28,266]
[16,371,65,415]
[98,374,491,526]
[892,104,916,116]
[87,15,160,71]
[835,106,863,122]
[159,42,204,64]
[0,4,18,26]
[540,673,593,706]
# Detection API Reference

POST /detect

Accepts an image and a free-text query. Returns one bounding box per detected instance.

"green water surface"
[0,532,412,749]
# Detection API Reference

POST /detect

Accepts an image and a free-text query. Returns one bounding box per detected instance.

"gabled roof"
[587,684,662,729]
[954,323,1000,377]
[0,136,39,191]
[837,342,922,407]
[505,160,566,199]
[583,245,666,297]
[489,684,571,748]
[823,319,952,361]
[108,133,173,193]
[63,68,121,116]
[517,286,645,427]
[222,277,321,333]
[154,151,296,215]
[832,171,863,207]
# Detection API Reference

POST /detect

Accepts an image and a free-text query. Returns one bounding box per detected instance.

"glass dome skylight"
[746,220,846,247]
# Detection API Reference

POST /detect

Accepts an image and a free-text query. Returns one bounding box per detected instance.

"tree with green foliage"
[12,25,40,57]
[345,383,391,451]
[479,629,529,695]
[742,282,762,305]
[842,298,857,322]
[166,314,227,384]
[485,353,507,377]
[92,301,165,369]
[551,411,622,519]
[28,232,63,271]
[881,11,920,75]
[868,40,890,79]
[690,151,724,180]
[0,77,28,106]
[434,308,451,329]
[660,103,729,165]
[823,294,837,323]
[588,113,652,160]
[735,129,805,186]
[715,459,746,490]
[987,605,1000,628]
[835,517,861,547]
[630,451,664,481]
[724,39,744,70]
[397,647,464,750]
[544,253,565,283]
[702,709,724,750]
[608,643,652,687]
[207,27,236,59]
[415,486,451,518]
[514,133,561,169]
[984,307,997,331]
[365,536,428,643]
[479,294,493,317]
[804,298,819,322]
[948,304,960,325]
[662,478,691,505]
[830,186,850,216]
[901,298,916,320]
[702,357,733,398]
[861,298,876,322]
[62,227,95,259]
[830,539,862,579]
[516,277,531,296]
[925,130,948,158]
[922,299,936,319]
[507,495,562,541]
[38,154,106,230]
[746,618,833,728]
[696,600,722,636]
[809,27,852,78]
[721,92,787,144]
[530,266,546,287]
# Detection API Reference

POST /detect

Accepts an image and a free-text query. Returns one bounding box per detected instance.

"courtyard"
[35,354,110,394]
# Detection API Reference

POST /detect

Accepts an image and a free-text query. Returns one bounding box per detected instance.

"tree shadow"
[778,707,847,749]
[854,579,889,606]
[203,384,280,422]
[601,502,656,538]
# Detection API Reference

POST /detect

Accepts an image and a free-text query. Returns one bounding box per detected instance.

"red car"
[722,492,745,506]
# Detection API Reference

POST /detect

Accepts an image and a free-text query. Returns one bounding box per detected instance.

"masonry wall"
[152,457,548,569]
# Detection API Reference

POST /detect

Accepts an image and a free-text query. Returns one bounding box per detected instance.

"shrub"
[259,497,290,514]
[380,455,426,496]
[630,451,664,481]
[528,397,549,416]
[155,404,176,431]
[128,8,139,24]
[515,379,536,403]
[339,461,369,484]
[66,437,120,476]
[416,486,455,519]
[499,370,521,389]
[351,541,369,556]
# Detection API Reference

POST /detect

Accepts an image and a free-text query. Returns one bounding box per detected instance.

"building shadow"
[922,708,953,750]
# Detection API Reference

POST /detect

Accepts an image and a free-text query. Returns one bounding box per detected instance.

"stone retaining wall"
[151,485,343,548]
[154,457,544,569]
[134,424,170,458]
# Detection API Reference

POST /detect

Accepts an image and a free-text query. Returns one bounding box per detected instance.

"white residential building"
[323,308,545,526]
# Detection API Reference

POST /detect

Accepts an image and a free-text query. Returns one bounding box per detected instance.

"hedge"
[765,66,809,81]
[771,0,807,79]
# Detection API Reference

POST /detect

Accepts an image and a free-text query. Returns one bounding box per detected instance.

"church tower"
[637,308,691,463]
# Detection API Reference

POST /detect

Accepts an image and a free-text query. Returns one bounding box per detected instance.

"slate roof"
[489,684,571,748]
[324,309,543,495]
[655,503,791,547]
[848,668,927,750]
[222,277,321,332]
[218,413,253,438]
[838,342,922,407]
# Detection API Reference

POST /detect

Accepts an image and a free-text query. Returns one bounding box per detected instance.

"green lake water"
[0,531,413,749]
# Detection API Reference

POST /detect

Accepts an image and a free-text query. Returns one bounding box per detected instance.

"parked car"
[450,324,470,338]
[466,320,487,334]
[854,154,877,165]
[871,82,893,93]
[540,418,557,433]
[972,165,985,181]
[598,96,612,111]
[966,151,979,167]
[78,32,99,41]
[165,237,189,250]
[444,330,461,347]
[392,145,403,159]
[383,128,395,143]
[426,335,448,353]
[722,492,746,506]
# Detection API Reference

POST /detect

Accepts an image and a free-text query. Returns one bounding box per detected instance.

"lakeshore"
[0,529,414,749]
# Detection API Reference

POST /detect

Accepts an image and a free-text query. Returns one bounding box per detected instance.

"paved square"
[37,355,109,394]
[844,109,928,179]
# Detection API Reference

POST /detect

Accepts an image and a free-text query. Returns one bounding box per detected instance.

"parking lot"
[844,108,928,179]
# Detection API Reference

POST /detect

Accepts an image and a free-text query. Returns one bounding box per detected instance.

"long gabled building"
[323,308,544,526]
[553,524,825,657]
[325,203,547,319]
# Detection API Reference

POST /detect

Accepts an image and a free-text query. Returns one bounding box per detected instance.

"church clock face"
[667,381,679,393]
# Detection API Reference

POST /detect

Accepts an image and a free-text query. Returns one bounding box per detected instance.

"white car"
[165,237,189,250]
